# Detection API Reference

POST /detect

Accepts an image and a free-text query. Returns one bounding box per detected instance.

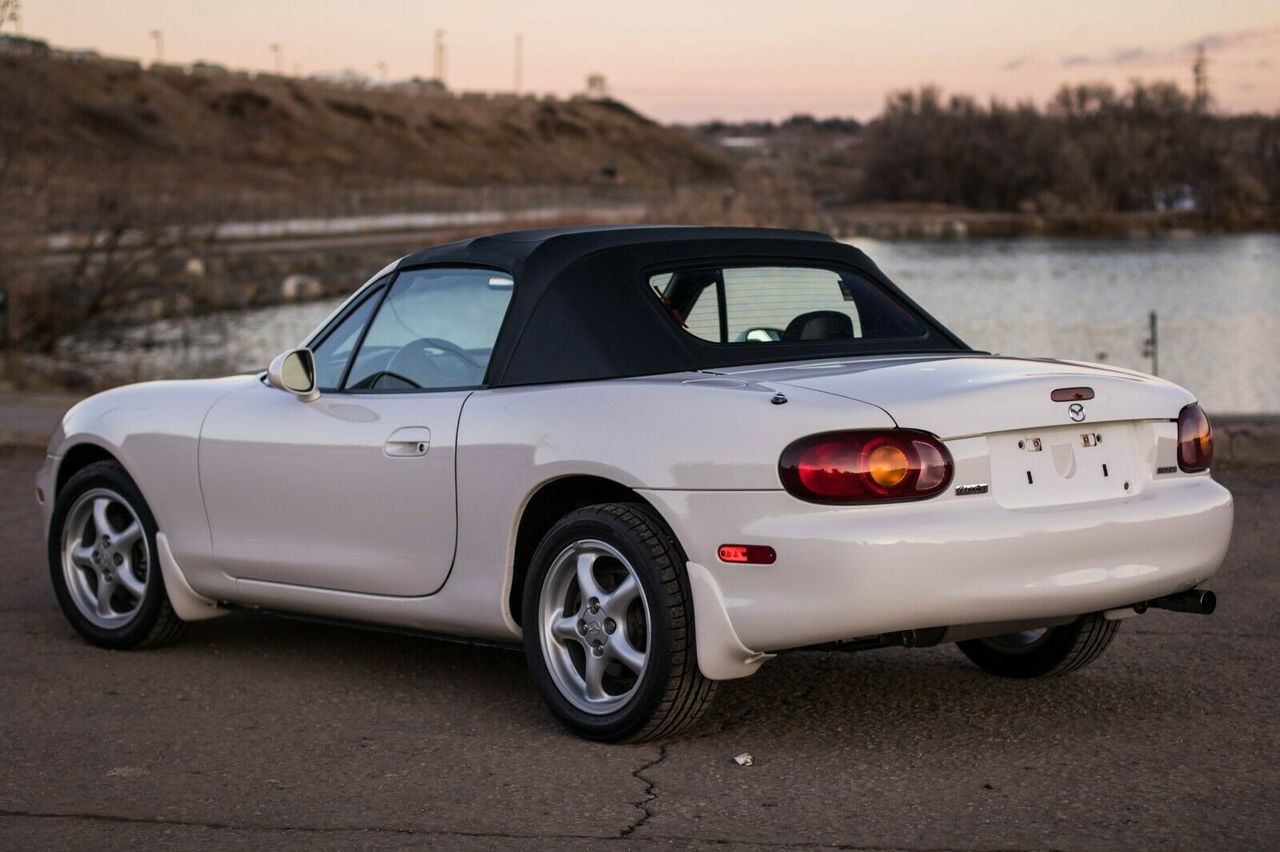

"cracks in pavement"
[619,744,666,838]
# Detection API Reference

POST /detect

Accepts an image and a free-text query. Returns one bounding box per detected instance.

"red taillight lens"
[779,430,953,503]
[1177,403,1213,472]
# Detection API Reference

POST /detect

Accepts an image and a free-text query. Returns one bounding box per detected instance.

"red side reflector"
[1051,387,1095,402]
[717,544,777,565]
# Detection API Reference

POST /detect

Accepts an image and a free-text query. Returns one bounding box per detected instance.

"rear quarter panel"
[453,374,896,628]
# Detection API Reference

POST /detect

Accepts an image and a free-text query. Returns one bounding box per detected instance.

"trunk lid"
[720,354,1193,438]
[720,354,1194,508]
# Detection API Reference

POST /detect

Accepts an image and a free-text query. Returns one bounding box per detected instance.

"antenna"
[514,33,523,94]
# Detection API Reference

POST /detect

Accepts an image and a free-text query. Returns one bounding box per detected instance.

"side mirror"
[267,348,320,402]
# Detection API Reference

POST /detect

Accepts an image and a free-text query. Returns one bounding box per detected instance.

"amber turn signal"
[778,430,953,504]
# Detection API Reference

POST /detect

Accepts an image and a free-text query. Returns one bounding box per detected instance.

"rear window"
[649,265,926,345]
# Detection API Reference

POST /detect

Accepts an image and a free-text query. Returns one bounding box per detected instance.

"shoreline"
[828,207,1279,241]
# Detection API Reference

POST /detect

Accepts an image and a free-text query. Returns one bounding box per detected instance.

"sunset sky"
[17,0,1280,122]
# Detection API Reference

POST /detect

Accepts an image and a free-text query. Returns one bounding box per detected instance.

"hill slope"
[0,51,731,225]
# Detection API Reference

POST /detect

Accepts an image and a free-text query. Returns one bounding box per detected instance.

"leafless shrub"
[646,165,825,230]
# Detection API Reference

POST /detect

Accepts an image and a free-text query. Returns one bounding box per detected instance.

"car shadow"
[161,612,1191,747]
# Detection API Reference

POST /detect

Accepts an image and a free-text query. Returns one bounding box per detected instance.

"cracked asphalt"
[0,449,1276,850]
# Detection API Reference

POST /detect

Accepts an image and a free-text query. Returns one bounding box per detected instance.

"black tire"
[957,614,1119,678]
[47,460,186,650]
[522,503,715,742]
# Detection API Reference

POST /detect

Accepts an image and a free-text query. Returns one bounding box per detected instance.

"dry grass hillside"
[0,50,732,227]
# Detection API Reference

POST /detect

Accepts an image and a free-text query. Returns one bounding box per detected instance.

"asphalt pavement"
[0,449,1276,850]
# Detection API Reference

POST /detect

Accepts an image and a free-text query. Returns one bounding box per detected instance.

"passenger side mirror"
[267,348,320,402]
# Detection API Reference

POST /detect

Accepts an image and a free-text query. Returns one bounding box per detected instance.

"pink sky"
[15,0,1280,122]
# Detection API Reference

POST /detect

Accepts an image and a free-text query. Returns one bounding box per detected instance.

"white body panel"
[36,354,1234,678]
[198,381,463,596]
[641,473,1231,652]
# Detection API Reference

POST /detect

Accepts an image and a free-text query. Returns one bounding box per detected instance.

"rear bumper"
[642,473,1232,666]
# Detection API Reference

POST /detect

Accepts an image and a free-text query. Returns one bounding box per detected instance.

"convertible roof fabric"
[394,225,968,387]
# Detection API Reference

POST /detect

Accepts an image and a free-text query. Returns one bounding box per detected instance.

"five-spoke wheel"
[60,488,150,628]
[523,503,715,742]
[539,539,651,714]
[48,461,185,649]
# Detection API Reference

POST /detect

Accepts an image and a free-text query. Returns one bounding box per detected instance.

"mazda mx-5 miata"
[37,226,1232,741]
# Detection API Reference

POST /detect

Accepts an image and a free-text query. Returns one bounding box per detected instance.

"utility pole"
[434,29,446,85]
[269,42,283,75]
[1193,44,1209,112]
[149,29,164,63]
[514,33,523,94]
[1142,311,1159,376]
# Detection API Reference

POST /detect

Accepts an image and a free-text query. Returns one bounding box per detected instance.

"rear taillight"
[779,430,953,504]
[1177,403,1213,472]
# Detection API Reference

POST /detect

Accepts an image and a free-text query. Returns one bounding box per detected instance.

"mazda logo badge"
[1068,403,1086,422]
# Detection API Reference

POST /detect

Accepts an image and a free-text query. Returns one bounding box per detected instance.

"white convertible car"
[37,226,1232,741]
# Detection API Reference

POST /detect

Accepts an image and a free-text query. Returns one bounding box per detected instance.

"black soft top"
[392,225,967,387]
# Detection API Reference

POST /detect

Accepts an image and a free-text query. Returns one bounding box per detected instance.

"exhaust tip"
[1149,589,1217,615]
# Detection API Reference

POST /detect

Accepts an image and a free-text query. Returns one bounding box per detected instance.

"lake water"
[66,233,1279,414]
[852,234,1280,415]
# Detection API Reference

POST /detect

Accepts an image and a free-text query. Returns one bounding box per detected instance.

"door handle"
[384,426,431,458]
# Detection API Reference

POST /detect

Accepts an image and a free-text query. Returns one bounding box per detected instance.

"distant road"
[38,204,649,266]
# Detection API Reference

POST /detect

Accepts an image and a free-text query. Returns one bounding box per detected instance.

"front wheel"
[47,461,185,649]
[522,503,715,742]
[956,613,1119,678]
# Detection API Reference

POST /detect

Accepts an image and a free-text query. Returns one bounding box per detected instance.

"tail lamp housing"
[779,430,954,504]
[1177,403,1213,472]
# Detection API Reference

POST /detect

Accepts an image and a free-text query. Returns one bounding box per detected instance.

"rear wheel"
[956,614,1118,678]
[48,461,185,649]
[523,503,715,742]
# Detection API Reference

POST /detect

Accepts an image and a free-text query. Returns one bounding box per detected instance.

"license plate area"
[988,423,1140,508]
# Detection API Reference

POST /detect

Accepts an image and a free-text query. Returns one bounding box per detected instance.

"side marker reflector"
[717,544,777,565]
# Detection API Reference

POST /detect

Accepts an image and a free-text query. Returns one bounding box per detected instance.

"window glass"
[311,285,382,391]
[344,267,513,391]
[651,265,924,344]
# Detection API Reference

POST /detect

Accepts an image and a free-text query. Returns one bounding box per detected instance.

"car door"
[198,266,514,597]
